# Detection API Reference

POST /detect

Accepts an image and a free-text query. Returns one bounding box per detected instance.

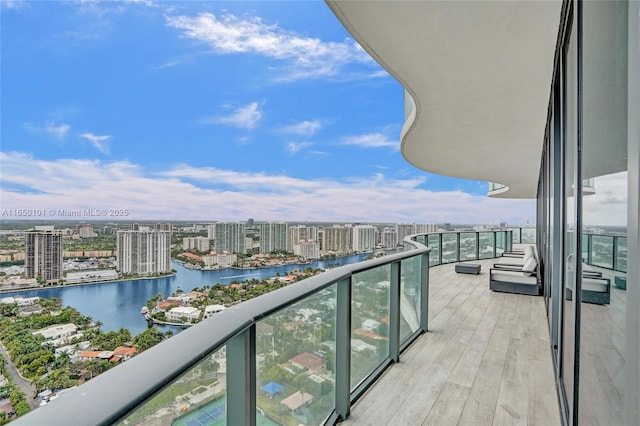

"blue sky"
[1,0,535,224]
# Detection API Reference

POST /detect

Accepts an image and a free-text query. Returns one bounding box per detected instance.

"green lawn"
[122,378,218,424]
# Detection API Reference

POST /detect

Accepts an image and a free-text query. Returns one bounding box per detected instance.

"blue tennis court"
[175,398,280,426]
[177,400,226,426]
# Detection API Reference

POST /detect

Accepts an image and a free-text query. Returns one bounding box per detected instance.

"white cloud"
[281,120,322,137]
[0,152,536,223]
[342,133,398,150]
[1,0,30,10]
[206,102,263,130]
[23,121,71,140]
[582,171,628,227]
[166,12,378,81]
[287,142,313,155]
[79,132,111,154]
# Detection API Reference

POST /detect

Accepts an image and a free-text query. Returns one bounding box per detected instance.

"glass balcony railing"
[14,230,513,426]
[581,232,627,273]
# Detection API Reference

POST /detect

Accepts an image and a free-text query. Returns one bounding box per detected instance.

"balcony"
[13,230,563,425]
[343,256,560,425]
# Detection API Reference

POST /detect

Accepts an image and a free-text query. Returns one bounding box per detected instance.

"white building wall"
[353,226,376,252]
[260,222,288,254]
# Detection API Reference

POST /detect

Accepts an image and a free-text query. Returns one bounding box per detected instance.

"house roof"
[113,347,137,357]
[260,381,284,396]
[281,391,313,411]
[290,352,326,371]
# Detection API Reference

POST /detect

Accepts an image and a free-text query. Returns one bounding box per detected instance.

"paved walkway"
[0,341,39,409]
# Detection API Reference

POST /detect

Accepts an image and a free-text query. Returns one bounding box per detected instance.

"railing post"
[335,276,352,420]
[226,325,256,426]
[438,233,443,265]
[612,236,619,271]
[389,261,401,362]
[420,252,429,333]
[492,232,497,258]
[586,233,593,265]
[456,232,461,262]
[476,232,480,260]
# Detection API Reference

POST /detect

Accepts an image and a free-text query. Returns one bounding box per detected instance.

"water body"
[6,253,375,335]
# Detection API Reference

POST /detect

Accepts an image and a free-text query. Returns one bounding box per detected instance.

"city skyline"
[0,0,540,225]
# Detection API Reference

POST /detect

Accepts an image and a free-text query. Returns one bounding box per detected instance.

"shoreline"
[0,272,177,295]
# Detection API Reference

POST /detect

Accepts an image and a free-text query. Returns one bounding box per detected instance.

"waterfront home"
[32,323,78,340]
[166,306,201,323]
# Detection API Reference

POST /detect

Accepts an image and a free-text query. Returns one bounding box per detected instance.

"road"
[0,341,39,410]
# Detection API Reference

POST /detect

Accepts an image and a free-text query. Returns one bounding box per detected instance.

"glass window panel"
[478,232,495,259]
[507,227,521,244]
[495,232,506,256]
[459,233,477,261]
[590,235,614,269]
[351,265,390,390]
[441,234,458,263]
[427,234,441,266]
[562,16,578,420]
[400,256,421,343]
[256,285,336,426]
[615,237,627,273]
[119,347,227,426]
[521,228,537,244]
[579,1,628,423]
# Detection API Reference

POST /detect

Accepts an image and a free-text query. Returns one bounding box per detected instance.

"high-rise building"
[287,225,318,251]
[117,228,171,276]
[380,227,398,248]
[207,224,216,240]
[259,222,288,254]
[77,225,97,238]
[395,223,416,243]
[25,228,63,285]
[214,222,246,254]
[293,240,320,259]
[322,225,352,254]
[182,236,210,252]
[155,223,173,232]
[352,225,376,252]
[415,224,438,234]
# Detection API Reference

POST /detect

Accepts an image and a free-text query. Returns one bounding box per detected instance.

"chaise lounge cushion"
[490,270,538,285]
[522,257,537,276]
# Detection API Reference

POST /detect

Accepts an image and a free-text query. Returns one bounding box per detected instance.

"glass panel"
[581,233,590,263]
[495,232,505,256]
[521,228,536,244]
[615,237,627,272]
[562,16,577,420]
[579,1,628,423]
[459,233,477,261]
[351,265,390,390]
[478,232,495,259]
[256,285,336,426]
[400,256,421,343]
[590,235,614,269]
[119,347,226,425]
[427,234,441,266]
[508,227,521,244]
[441,234,458,263]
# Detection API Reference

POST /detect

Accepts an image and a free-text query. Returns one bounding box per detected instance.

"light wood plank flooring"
[343,258,562,426]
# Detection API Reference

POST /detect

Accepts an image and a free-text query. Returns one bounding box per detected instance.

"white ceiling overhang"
[327,1,562,198]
